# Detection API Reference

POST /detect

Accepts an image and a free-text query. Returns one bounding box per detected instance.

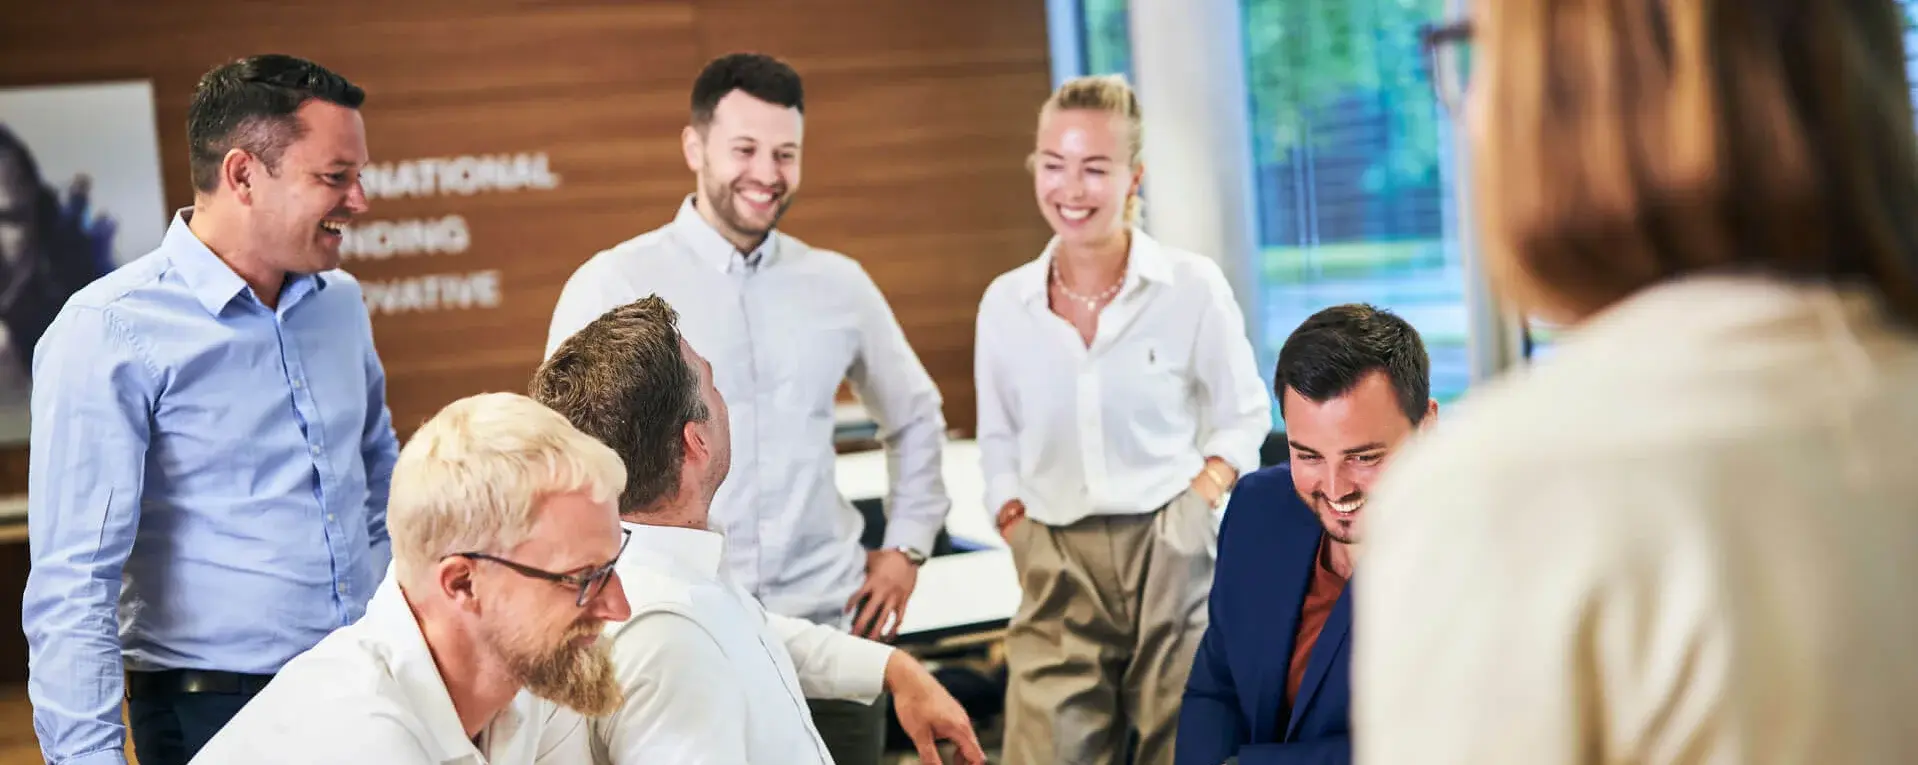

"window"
[1081,0,1133,78]
[1242,0,1469,403]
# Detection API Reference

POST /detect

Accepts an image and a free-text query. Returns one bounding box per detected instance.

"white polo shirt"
[591,522,897,765]
[192,574,591,764]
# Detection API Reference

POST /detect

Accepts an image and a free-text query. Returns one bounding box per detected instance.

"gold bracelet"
[1203,464,1234,488]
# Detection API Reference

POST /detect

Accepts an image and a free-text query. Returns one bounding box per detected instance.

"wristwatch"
[887,546,928,566]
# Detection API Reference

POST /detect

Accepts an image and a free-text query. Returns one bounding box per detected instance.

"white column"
[1126,0,1267,369]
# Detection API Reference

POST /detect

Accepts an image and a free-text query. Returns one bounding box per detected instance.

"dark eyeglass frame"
[449,527,632,607]
[1419,18,1475,115]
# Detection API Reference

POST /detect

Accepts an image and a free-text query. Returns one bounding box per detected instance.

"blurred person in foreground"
[1178,305,1436,765]
[1356,1,1918,762]
[192,392,632,764]
[531,296,984,765]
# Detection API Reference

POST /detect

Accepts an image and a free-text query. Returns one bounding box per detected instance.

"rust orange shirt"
[1285,536,1349,716]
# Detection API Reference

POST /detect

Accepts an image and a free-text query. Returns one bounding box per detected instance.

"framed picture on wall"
[0,80,169,444]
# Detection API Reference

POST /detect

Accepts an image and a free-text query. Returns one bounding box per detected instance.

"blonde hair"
[388,392,628,579]
[1473,0,1918,325]
[1036,74,1145,225]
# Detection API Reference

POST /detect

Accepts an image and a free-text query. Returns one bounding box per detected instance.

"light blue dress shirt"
[21,210,400,765]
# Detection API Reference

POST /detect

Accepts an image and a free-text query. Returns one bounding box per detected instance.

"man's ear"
[1419,398,1439,431]
[436,557,481,614]
[682,124,704,174]
[683,419,709,465]
[221,149,255,205]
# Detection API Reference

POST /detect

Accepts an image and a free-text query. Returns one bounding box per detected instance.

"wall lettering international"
[344,151,556,317]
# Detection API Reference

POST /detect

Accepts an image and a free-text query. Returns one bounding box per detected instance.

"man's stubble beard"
[701,171,795,244]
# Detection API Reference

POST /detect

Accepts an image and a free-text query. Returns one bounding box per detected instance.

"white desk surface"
[835,439,1021,641]
[895,548,1019,641]
[833,438,1002,550]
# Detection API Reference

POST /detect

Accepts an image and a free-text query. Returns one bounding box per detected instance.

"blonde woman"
[1357,1,1918,762]
[975,75,1273,765]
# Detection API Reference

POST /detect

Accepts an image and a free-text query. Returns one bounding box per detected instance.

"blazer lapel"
[1284,581,1353,740]
[1251,517,1321,744]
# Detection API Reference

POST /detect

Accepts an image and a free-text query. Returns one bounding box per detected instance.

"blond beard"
[496,621,625,717]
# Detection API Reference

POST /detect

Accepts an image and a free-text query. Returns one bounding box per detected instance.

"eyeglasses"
[450,527,632,607]
[1419,18,1475,115]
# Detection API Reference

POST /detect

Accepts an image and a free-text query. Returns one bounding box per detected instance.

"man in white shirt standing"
[191,392,635,764]
[544,52,951,765]
[531,295,985,765]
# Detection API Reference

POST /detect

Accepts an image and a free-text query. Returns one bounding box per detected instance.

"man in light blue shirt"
[21,54,399,765]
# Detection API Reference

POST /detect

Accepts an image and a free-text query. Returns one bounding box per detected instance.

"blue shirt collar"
[163,208,328,316]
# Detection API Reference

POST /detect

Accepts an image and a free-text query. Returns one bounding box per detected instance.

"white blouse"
[973,229,1272,528]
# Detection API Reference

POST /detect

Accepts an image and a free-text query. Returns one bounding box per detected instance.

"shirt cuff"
[1199,435,1261,480]
[842,640,897,705]
[55,748,131,765]
[878,504,943,556]
[984,475,1020,521]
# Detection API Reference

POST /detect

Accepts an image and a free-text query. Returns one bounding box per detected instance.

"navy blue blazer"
[1177,464,1352,765]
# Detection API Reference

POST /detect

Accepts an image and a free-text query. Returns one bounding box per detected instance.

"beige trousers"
[1001,490,1216,765]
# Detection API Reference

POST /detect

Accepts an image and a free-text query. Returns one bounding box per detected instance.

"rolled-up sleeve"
[1189,263,1272,476]
[973,284,1024,525]
[23,305,155,765]
[844,266,950,556]
[767,611,893,703]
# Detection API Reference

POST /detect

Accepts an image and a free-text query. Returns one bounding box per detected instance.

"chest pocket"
[1115,337,1194,430]
[766,320,859,414]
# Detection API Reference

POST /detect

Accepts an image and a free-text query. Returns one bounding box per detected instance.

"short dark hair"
[690,52,804,129]
[1275,304,1431,426]
[186,54,366,193]
[530,296,710,515]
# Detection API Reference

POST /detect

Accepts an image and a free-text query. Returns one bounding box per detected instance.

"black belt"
[126,669,275,698]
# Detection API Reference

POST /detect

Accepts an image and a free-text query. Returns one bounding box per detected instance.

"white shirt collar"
[1018,227,1176,306]
[668,194,778,274]
[615,520,728,585]
[359,575,520,762]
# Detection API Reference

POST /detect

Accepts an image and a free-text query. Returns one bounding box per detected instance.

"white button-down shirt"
[593,522,896,765]
[192,573,590,765]
[974,230,1273,527]
[545,197,950,624]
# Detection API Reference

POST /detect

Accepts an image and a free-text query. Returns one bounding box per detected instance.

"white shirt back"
[191,574,590,765]
[545,198,950,623]
[973,230,1273,527]
[593,522,895,765]
[1356,275,1918,764]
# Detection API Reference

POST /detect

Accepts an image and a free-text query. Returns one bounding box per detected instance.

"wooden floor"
[0,685,139,764]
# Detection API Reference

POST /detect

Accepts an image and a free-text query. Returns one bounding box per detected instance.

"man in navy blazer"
[1176,304,1436,765]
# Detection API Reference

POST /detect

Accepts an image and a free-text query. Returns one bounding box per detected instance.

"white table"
[834,439,1021,643]
[893,549,1020,644]
[832,439,1002,550]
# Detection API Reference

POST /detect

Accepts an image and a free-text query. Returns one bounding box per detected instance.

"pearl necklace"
[1051,260,1123,312]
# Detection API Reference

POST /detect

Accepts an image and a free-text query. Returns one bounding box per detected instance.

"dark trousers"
[810,692,890,765]
[125,671,269,765]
